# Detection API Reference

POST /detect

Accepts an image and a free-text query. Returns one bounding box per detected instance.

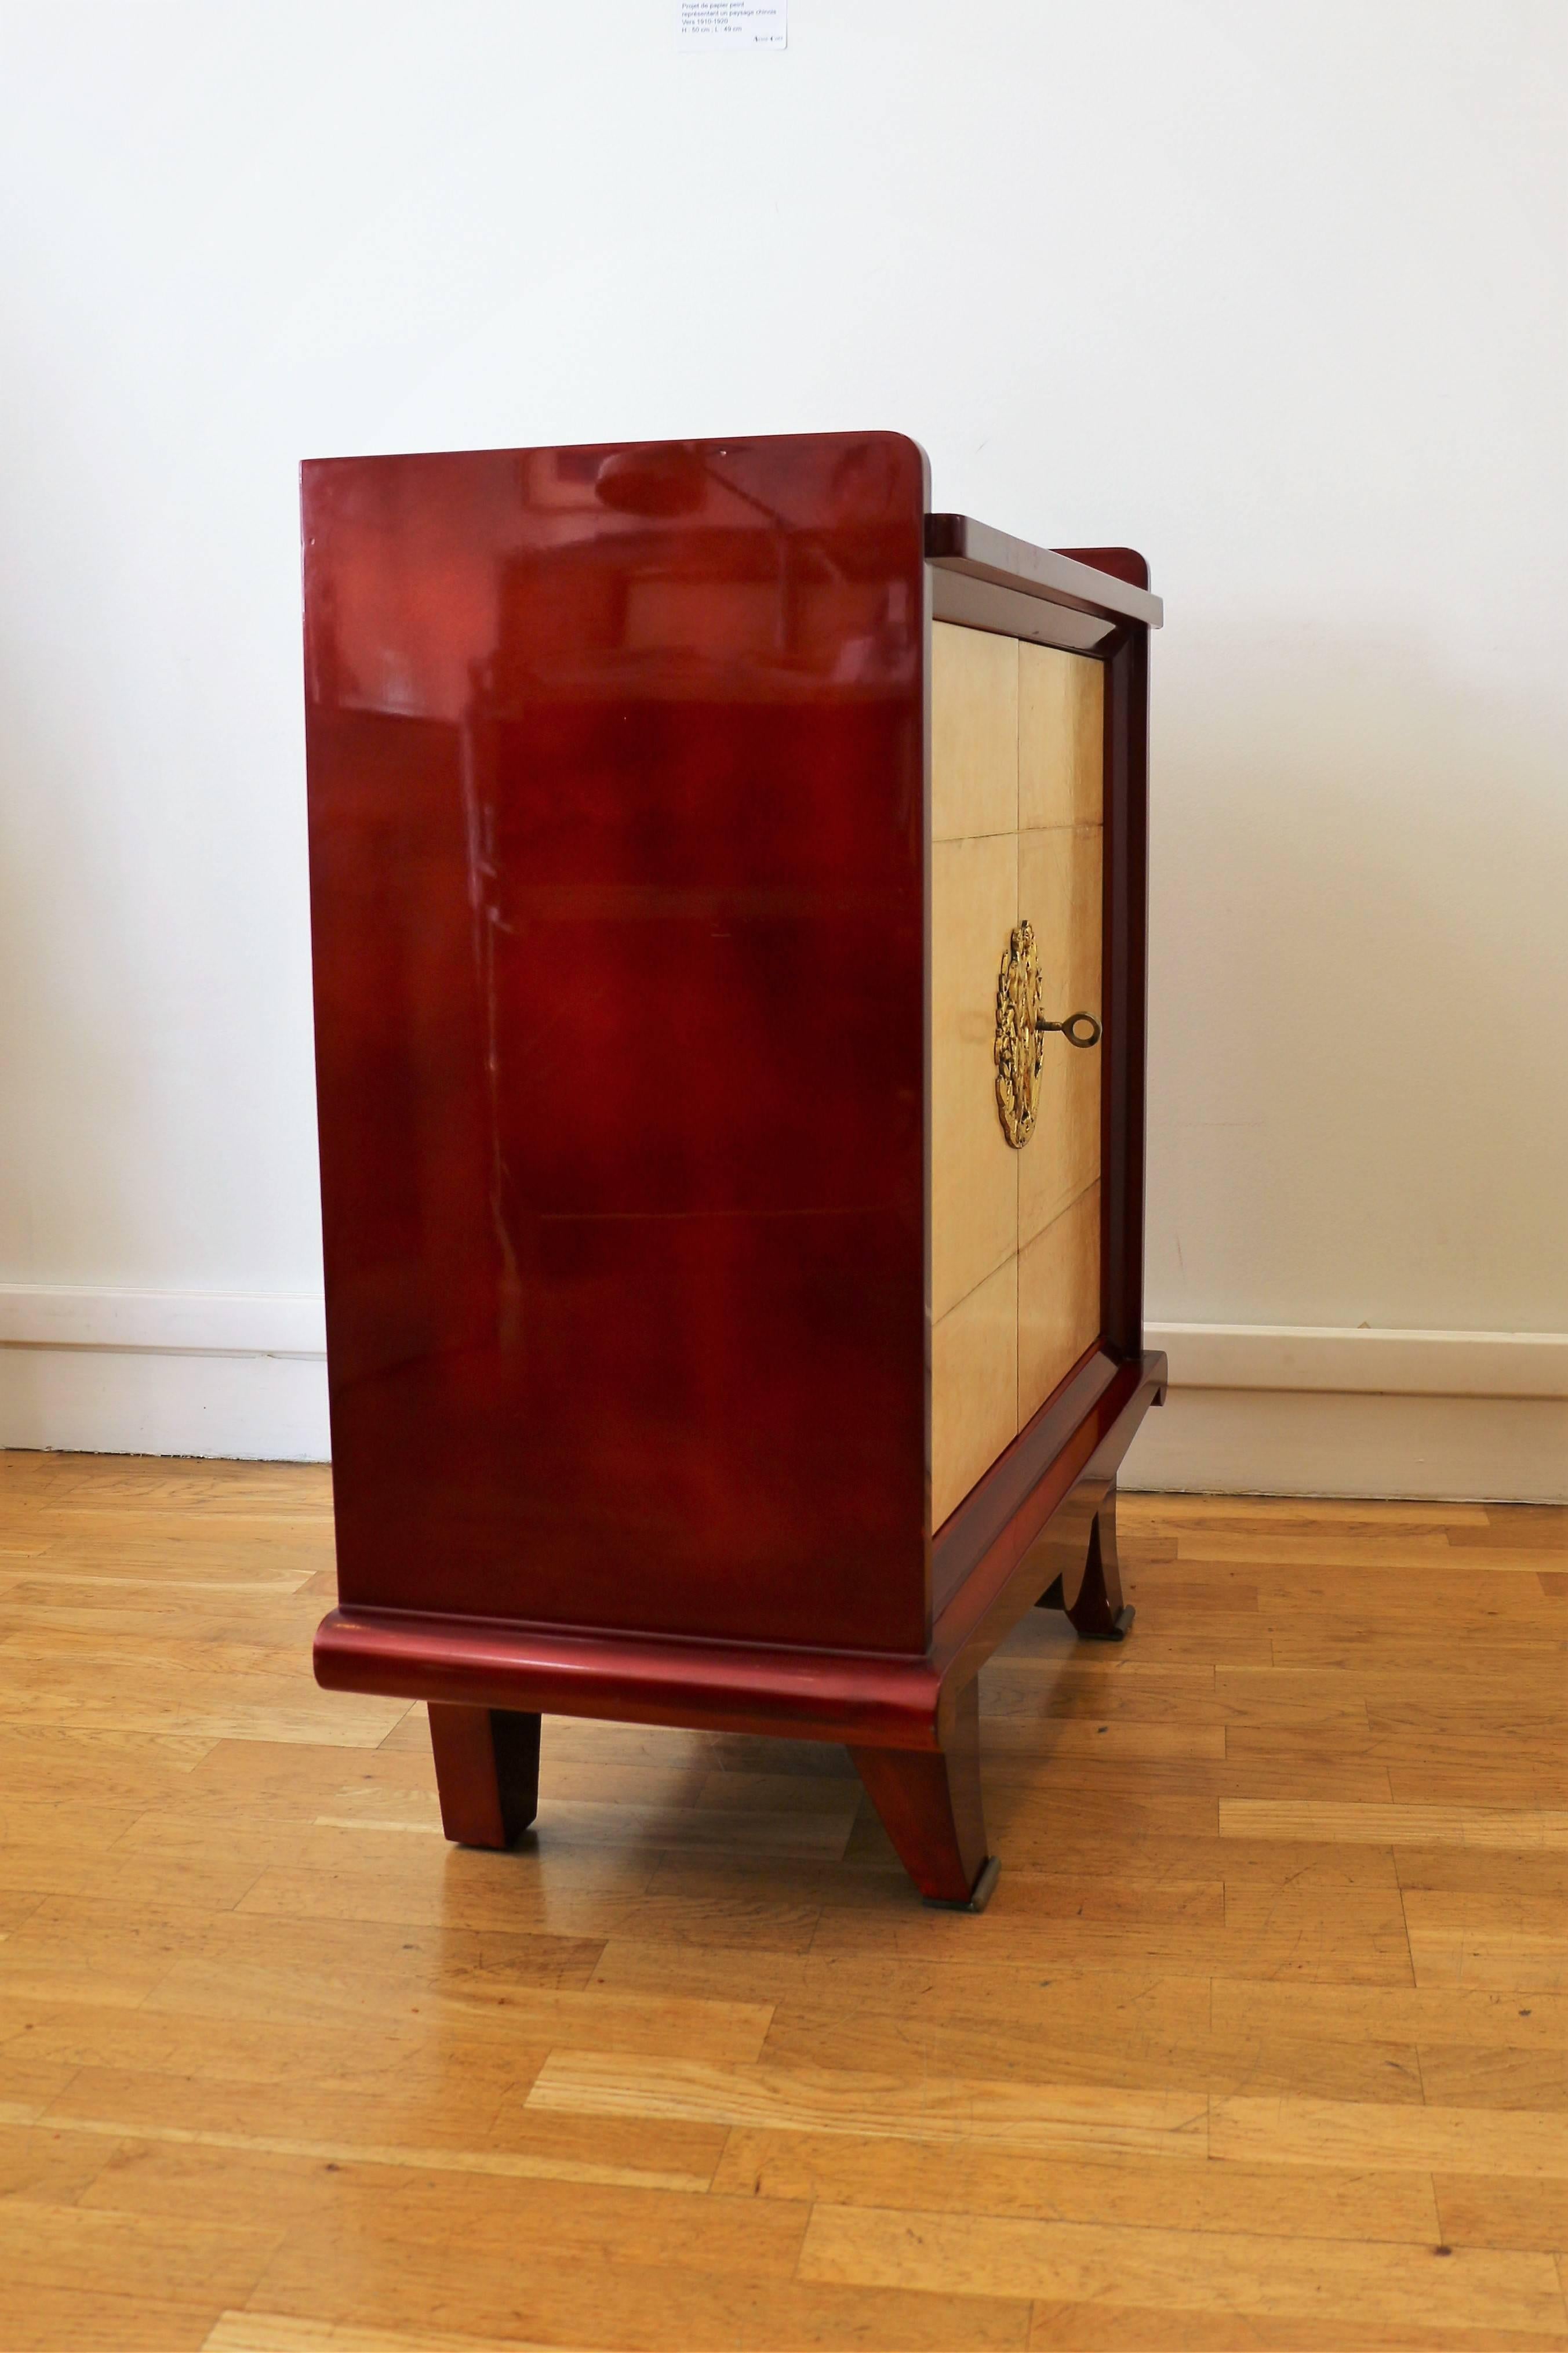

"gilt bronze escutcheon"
[994,921,1101,1150]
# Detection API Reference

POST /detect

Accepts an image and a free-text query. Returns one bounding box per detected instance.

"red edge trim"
[314,1612,945,1751]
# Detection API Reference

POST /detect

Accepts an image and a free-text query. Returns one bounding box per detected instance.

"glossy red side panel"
[303,434,929,1653]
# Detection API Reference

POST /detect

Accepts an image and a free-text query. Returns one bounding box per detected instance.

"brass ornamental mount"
[993,921,1103,1150]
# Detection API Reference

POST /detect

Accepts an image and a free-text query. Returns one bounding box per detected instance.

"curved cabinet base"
[323,1355,1166,1907]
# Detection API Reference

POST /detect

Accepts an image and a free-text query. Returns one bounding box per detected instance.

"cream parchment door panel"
[930,622,1104,1528]
[929,622,1020,1524]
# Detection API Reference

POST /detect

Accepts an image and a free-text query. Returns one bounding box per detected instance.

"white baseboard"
[0,1284,327,1355]
[1121,1386,1567,1504]
[1,1290,1563,1498]
[0,1345,330,1462]
[0,1285,330,1461]
[1130,1321,1568,1504]
[1145,1320,1568,1401]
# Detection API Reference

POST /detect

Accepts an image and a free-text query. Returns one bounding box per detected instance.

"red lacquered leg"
[1067,1483,1135,1642]
[1036,1481,1136,1643]
[428,1704,541,1848]
[850,1679,998,1910]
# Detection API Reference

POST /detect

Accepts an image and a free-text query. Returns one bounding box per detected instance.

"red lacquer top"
[303,433,931,1653]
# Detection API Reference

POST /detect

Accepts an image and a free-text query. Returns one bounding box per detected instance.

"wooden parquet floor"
[0,1454,1564,2351]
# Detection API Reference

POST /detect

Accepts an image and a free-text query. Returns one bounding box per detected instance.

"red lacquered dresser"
[303,431,1165,1909]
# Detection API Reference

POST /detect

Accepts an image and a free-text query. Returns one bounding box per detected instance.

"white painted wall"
[1,2,1564,1487]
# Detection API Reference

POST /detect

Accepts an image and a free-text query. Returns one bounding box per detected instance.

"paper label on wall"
[677,1,785,49]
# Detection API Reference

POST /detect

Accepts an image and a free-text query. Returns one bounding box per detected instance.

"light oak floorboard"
[247,2241,1031,2350]
[527,2051,1209,2161]
[798,2203,1567,2335]
[711,2127,1442,2241]
[1021,2305,1563,2350]
[1210,2093,1568,2176]
[203,2316,572,2353]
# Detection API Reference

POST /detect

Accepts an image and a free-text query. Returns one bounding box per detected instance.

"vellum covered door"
[929,620,1104,1528]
